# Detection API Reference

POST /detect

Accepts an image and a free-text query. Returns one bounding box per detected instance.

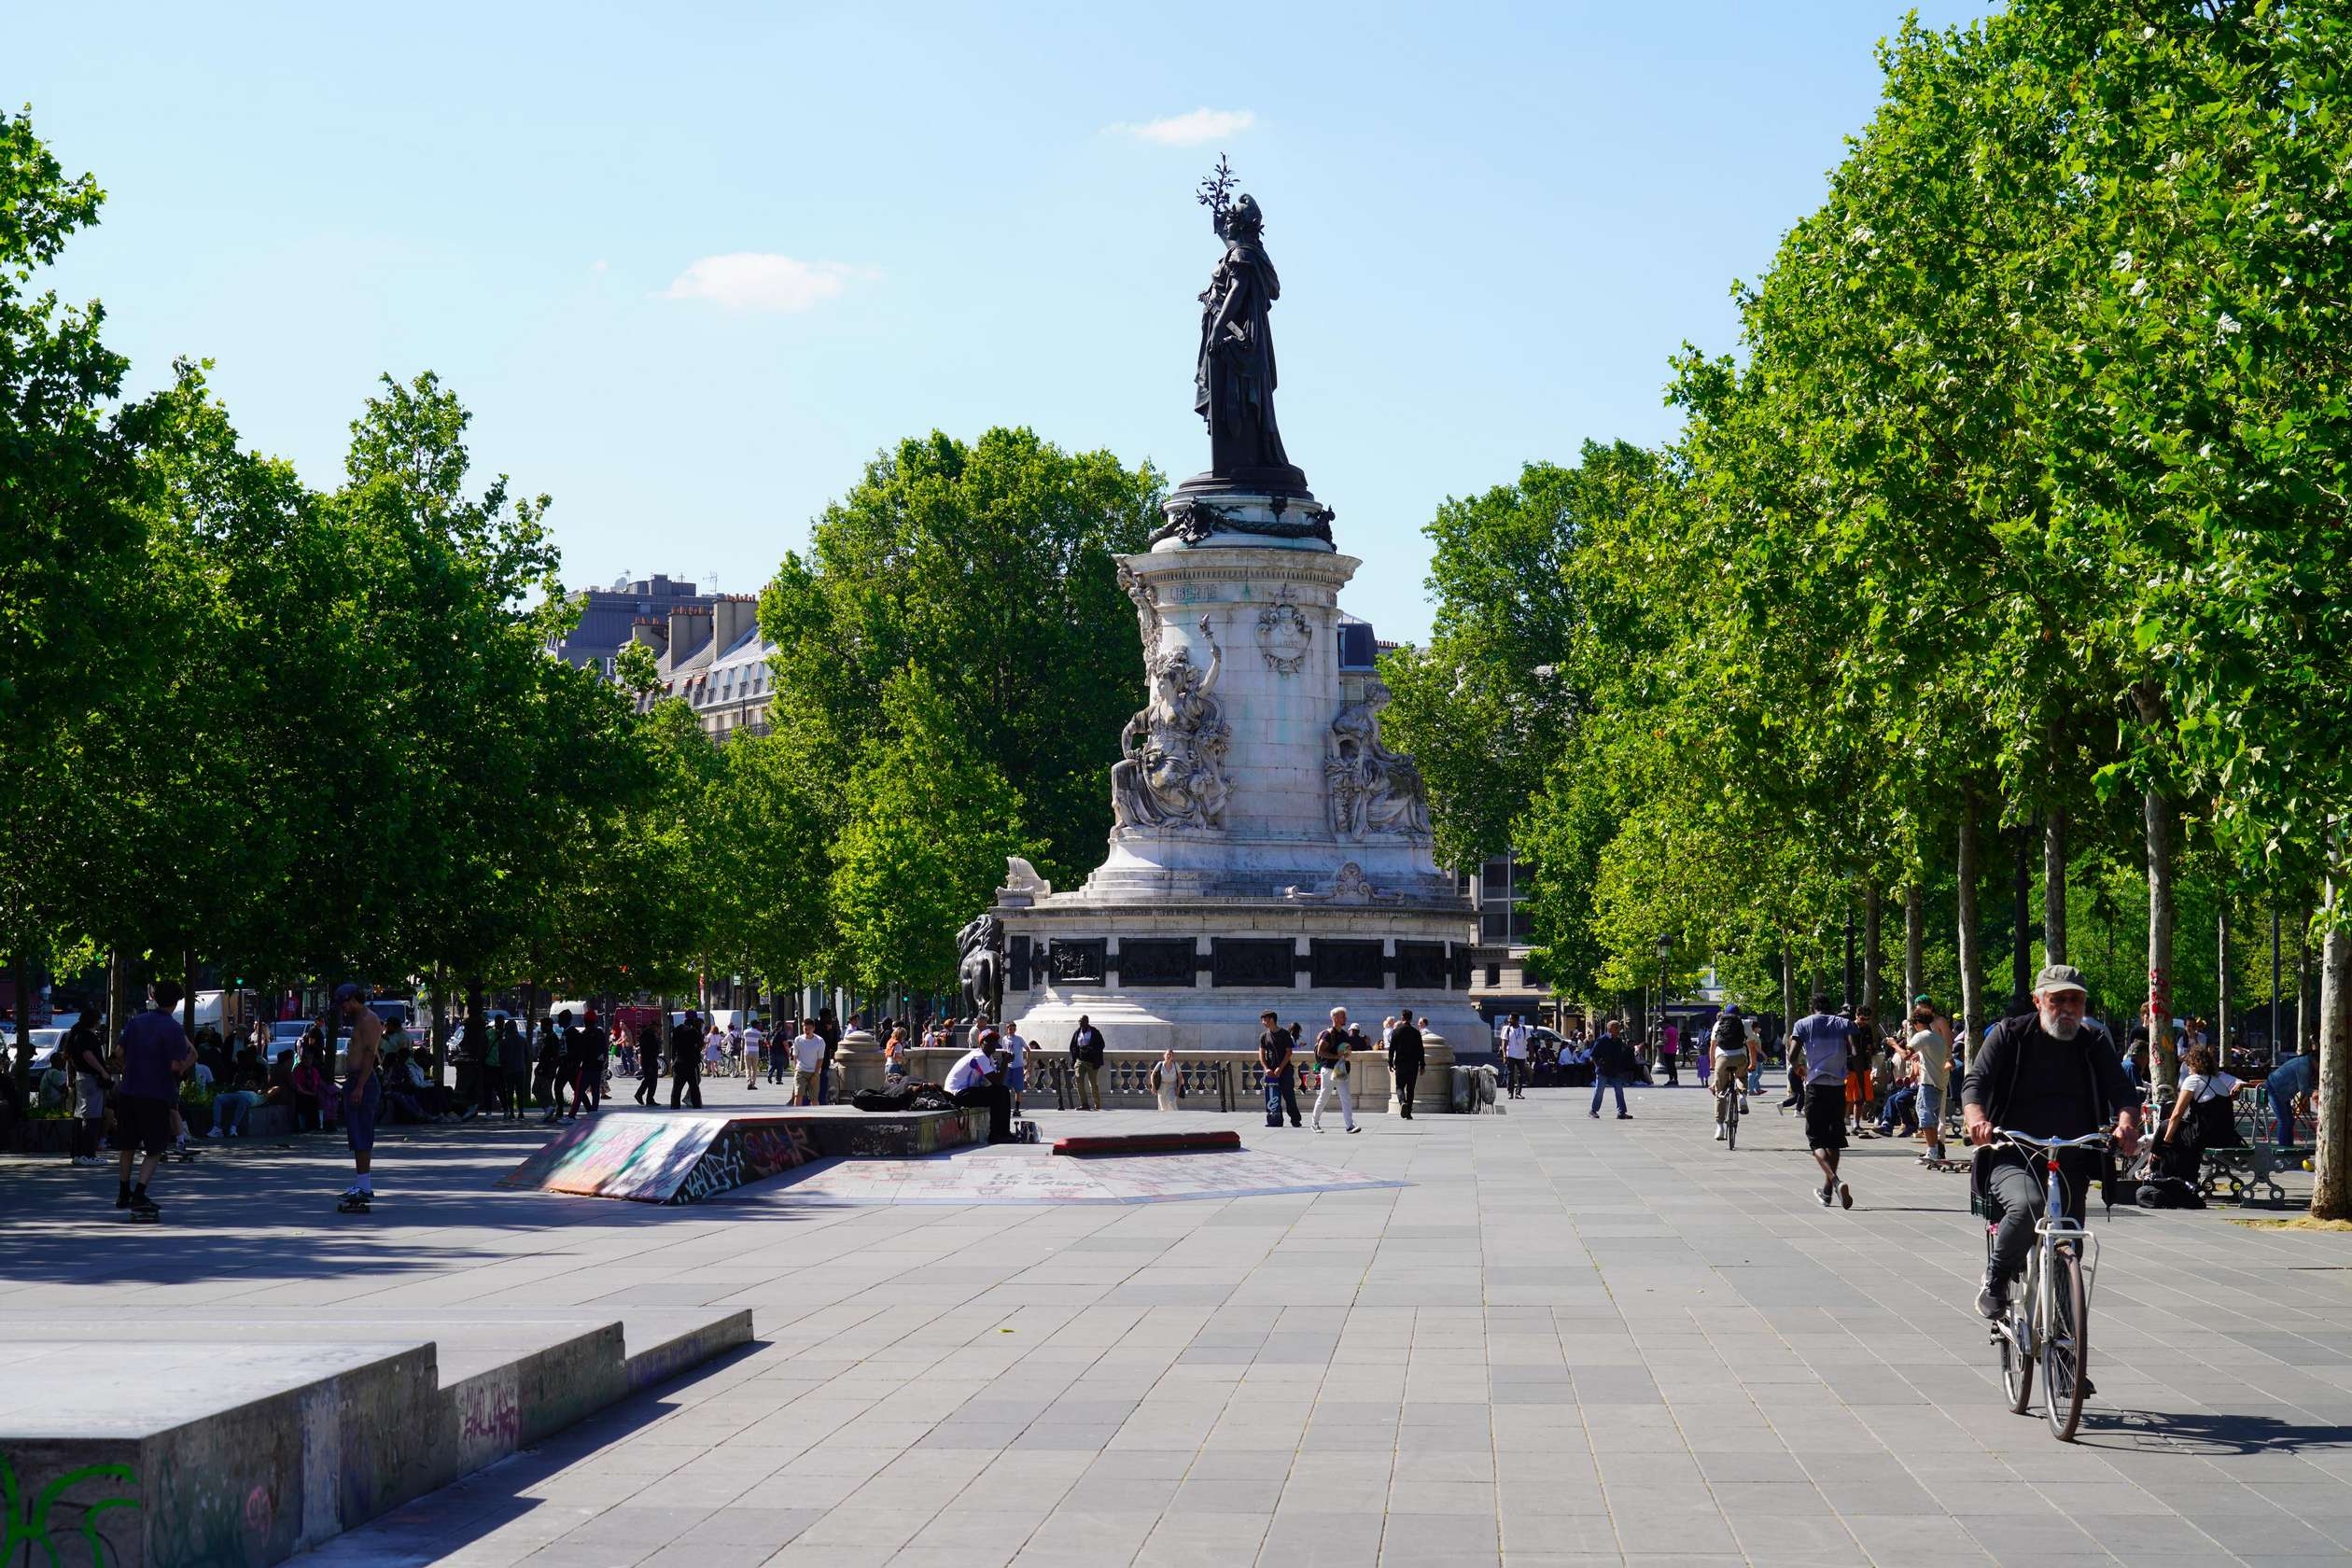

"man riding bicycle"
[1709,1006,1750,1141]
[1964,964,2140,1323]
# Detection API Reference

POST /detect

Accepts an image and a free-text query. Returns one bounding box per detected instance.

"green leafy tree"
[0,110,150,1072]
[758,427,1157,888]
[829,667,1033,999]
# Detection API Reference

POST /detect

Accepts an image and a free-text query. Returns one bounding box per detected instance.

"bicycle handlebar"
[1992,1129,2110,1151]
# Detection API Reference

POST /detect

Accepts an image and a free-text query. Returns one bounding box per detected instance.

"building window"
[1485,964,1502,987]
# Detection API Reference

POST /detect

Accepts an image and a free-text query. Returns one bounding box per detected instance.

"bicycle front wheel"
[2042,1245,2089,1441]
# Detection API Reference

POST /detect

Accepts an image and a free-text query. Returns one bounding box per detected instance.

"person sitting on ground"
[945,1029,1015,1142]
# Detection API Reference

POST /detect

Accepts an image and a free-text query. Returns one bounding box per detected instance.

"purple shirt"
[119,1009,192,1100]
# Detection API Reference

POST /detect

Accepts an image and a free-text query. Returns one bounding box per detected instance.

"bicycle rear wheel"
[1997,1244,2033,1414]
[2041,1245,2089,1441]
[1726,1097,1739,1151]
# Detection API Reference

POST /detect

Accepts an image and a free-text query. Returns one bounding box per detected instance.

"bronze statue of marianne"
[1190,158,1309,494]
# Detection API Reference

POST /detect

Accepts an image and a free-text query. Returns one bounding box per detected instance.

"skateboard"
[1923,1156,1969,1174]
[168,1145,197,1163]
[126,1205,161,1223]
[336,1193,374,1214]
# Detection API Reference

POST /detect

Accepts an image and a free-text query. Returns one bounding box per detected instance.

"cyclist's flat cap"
[2033,963,2088,995]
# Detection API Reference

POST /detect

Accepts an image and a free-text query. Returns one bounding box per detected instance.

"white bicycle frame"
[1998,1130,2107,1357]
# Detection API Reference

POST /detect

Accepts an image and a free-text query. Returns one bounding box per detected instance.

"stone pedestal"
[997,486,1482,1074]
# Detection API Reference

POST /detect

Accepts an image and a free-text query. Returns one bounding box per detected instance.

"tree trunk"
[181,948,196,1040]
[2217,899,2233,1062]
[2012,821,2034,1001]
[430,965,449,1085]
[1958,795,1985,1061]
[2044,810,2068,966]
[106,948,128,1050]
[2147,787,2178,1103]
[8,941,32,1094]
[1904,881,1925,1015]
[2313,842,2352,1220]
[1862,880,1883,1023]
[2300,902,2314,1052]
[1780,943,1795,1050]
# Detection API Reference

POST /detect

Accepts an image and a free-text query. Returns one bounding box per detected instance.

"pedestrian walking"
[1792,995,1855,1209]
[1659,1018,1681,1086]
[1589,1018,1634,1119]
[1151,1045,1184,1112]
[1503,1013,1531,1099]
[115,984,195,1217]
[65,1014,111,1167]
[1389,1008,1425,1118]
[334,983,384,1211]
[742,1016,765,1091]
[1069,1015,1105,1110]
[1311,1008,1362,1133]
[1002,1022,1029,1113]
[634,1019,662,1105]
[1259,1009,1300,1127]
[791,1018,826,1106]
[497,1018,529,1119]
[668,1010,705,1109]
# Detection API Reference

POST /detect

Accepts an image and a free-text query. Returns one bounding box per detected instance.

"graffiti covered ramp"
[498,1107,978,1204]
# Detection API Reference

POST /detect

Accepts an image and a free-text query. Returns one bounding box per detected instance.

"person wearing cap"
[1963,964,2141,1323]
[336,983,385,1204]
[945,1029,1014,1142]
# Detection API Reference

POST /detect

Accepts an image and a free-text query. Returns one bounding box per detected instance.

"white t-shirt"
[792,1031,825,1071]
[1504,1026,1530,1059]
[191,1061,215,1090]
[743,1025,764,1056]
[1002,1030,1028,1066]
[945,1047,993,1094]
[2182,1071,2240,1103]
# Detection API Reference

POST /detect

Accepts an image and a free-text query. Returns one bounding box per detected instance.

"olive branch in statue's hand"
[1197,155,1237,221]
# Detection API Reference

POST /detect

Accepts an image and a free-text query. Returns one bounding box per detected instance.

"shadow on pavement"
[2083,1407,2352,1455]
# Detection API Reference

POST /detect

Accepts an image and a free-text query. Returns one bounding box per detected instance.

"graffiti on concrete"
[1,1453,140,1568]
[669,1122,818,1204]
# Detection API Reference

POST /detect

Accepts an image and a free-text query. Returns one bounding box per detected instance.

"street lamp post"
[1656,934,1673,1041]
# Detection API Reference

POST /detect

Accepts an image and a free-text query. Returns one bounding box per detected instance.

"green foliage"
[828,666,1034,995]
[759,427,1158,890]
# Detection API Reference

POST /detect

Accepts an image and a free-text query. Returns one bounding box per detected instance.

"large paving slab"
[7,1071,2352,1567]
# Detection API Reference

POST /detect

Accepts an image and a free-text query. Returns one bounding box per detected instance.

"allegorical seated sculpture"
[1111,615,1231,834]
[956,912,1004,1020]
[1326,679,1432,839]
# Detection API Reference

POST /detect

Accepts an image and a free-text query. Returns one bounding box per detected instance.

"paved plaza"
[7,1075,2352,1568]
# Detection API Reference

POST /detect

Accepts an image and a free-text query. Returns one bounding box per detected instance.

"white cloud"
[661,253,871,312]
[1109,107,1255,147]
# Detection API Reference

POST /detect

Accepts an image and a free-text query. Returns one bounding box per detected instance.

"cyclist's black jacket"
[1962,1015,2135,1140]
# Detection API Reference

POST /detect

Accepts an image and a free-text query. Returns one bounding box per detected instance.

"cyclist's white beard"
[2043,1014,2081,1040]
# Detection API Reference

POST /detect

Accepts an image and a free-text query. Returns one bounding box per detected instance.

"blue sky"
[21,0,1987,644]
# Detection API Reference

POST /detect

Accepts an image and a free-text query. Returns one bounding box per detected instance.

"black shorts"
[1803,1082,1849,1151]
[118,1095,174,1155]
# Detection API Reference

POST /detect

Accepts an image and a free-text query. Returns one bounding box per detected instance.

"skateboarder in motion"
[116,982,197,1220]
[336,984,384,1211]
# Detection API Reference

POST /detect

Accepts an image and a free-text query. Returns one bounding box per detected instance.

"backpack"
[1712,1015,1744,1054]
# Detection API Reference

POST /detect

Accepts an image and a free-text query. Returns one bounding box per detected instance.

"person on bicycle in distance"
[1963,964,2141,1322]
[1709,1006,1750,1141]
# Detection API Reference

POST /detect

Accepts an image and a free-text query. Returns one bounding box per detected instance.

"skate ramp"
[499,1107,978,1204]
